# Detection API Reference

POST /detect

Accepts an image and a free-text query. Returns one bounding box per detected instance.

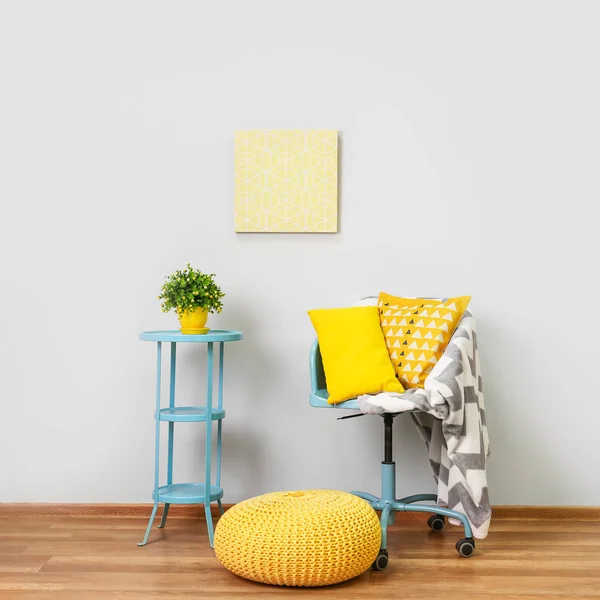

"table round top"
[139,330,243,343]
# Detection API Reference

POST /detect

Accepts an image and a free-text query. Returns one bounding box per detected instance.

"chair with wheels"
[309,338,476,570]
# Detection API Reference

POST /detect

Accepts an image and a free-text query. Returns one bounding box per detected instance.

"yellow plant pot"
[177,307,209,335]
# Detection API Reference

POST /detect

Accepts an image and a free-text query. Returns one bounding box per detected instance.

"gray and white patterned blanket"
[356,304,491,539]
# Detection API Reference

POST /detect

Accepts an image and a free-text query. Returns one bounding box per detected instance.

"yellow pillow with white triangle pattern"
[378,293,471,389]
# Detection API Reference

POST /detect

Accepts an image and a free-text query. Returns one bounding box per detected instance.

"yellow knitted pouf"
[214,489,381,587]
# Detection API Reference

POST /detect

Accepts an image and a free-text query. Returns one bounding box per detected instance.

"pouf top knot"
[214,489,381,587]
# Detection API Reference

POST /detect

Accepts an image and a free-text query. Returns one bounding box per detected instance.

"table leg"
[216,342,225,518]
[216,342,224,489]
[205,342,215,547]
[138,341,162,546]
[159,342,177,529]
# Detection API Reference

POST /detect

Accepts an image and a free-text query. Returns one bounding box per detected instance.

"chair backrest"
[309,338,326,395]
[308,339,360,410]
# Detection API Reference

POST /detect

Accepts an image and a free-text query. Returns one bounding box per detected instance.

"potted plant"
[158,263,225,334]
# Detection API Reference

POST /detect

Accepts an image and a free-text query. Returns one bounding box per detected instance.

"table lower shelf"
[152,483,223,504]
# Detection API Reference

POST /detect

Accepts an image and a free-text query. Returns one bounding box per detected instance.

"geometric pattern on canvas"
[234,130,338,232]
[378,293,471,389]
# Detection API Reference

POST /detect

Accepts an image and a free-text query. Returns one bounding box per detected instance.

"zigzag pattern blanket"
[356,304,491,539]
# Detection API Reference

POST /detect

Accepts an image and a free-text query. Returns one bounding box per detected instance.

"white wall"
[1,0,599,505]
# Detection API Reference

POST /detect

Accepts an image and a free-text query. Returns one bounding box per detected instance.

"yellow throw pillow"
[308,306,404,404]
[378,293,471,389]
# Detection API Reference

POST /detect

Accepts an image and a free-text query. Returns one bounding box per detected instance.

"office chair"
[309,338,476,570]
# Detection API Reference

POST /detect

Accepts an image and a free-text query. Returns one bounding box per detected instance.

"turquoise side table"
[137,329,243,548]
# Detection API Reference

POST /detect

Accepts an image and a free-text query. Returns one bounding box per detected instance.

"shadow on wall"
[220,425,269,501]
[217,300,277,499]
[222,299,290,408]
[477,313,569,504]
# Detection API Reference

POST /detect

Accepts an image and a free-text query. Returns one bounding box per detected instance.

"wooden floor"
[1,512,599,599]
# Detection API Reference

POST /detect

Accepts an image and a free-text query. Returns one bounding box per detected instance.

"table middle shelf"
[156,406,226,422]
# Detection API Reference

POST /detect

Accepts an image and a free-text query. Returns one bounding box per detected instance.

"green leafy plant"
[158,263,225,315]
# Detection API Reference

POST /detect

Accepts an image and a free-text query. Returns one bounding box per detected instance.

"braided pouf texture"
[214,489,381,587]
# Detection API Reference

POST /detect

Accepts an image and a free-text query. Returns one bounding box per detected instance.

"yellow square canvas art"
[234,130,338,232]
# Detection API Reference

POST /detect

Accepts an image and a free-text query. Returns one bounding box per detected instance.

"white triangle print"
[409,342,419,349]
[424,304,434,308]
[421,342,430,350]
[389,318,397,327]
[393,311,403,317]
[420,310,429,317]
[399,318,407,326]
[402,363,412,372]
[424,332,433,339]
[395,329,403,337]
[435,333,445,342]
[430,310,441,318]
[401,375,409,383]
[414,364,423,373]
[426,320,437,329]
[411,375,420,384]
[440,322,449,332]
[435,303,445,308]
[413,330,422,339]
[393,340,401,348]
[446,302,457,311]
[382,319,388,326]
[384,310,392,316]
[431,344,439,352]
[443,312,453,321]
[428,355,438,364]
[417,352,427,361]
[391,350,398,359]
[406,352,416,361]
[404,311,412,317]
[386,339,391,348]
[415,319,425,328]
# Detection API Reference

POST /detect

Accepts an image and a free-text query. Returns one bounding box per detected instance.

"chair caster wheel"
[427,514,445,532]
[456,537,476,557]
[372,549,389,571]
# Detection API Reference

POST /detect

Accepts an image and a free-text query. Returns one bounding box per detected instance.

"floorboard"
[1,514,599,599]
